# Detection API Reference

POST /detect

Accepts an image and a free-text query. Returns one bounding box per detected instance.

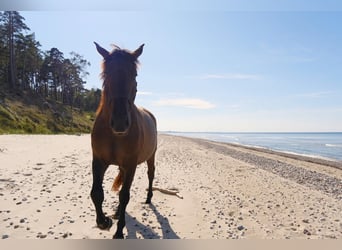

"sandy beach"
[0,134,341,239]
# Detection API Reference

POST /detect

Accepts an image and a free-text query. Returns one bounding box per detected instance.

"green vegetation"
[0,92,95,134]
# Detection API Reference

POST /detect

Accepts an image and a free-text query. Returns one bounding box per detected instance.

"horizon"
[2,1,342,132]
[160,131,342,133]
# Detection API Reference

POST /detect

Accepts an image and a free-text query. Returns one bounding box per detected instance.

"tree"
[0,11,29,90]
[0,28,7,89]
[68,52,90,109]
[15,33,43,91]
[40,47,64,100]
[60,58,77,105]
[0,11,98,115]
[81,88,102,112]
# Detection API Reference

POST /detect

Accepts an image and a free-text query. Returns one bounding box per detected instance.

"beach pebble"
[39,234,47,239]
[237,225,245,231]
[20,218,25,223]
[303,229,311,235]
[2,235,9,239]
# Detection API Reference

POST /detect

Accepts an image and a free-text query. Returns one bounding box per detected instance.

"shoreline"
[178,135,342,170]
[174,134,342,200]
[164,132,342,163]
[0,134,341,239]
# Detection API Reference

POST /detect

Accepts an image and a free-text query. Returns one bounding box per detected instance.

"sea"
[165,132,342,162]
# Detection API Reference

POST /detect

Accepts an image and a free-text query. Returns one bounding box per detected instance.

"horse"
[90,42,157,239]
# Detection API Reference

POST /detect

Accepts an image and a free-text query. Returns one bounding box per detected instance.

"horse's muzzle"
[110,98,132,136]
[111,115,131,136]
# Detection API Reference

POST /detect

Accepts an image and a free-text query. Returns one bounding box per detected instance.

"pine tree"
[40,47,64,100]
[15,33,43,91]
[0,11,29,90]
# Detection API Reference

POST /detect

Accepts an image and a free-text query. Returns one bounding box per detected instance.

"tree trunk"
[8,12,16,90]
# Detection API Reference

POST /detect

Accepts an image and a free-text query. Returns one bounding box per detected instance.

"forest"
[0,11,100,111]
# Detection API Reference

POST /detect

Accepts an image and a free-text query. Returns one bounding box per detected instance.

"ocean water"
[166,132,342,161]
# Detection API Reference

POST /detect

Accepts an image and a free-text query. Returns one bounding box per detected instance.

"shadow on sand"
[124,203,180,239]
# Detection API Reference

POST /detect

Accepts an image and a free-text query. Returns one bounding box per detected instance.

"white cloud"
[137,91,153,96]
[292,91,333,99]
[155,98,215,109]
[199,73,261,80]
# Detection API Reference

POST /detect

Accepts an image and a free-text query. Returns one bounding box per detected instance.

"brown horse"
[90,42,157,239]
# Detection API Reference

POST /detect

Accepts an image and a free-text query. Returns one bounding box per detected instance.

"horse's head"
[95,42,144,136]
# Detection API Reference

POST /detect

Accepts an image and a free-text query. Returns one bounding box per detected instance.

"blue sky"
[18,8,342,132]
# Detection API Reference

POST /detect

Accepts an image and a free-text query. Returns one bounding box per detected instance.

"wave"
[325,144,342,148]
[166,132,342,161]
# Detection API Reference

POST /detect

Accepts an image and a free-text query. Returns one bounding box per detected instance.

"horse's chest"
[111,142,139,164]
[92,123,156,166]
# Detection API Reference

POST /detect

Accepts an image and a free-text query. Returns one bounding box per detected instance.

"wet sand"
[0,134,341,239]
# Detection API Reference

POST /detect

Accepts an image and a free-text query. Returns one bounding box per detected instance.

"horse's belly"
[137,132,157,164]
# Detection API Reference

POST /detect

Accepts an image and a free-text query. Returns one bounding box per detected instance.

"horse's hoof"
[97,217,113,230]
[113,232,124,239]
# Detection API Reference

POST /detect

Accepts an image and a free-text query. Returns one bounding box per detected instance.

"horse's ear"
[94,42,110,58]
[133,44,144,59]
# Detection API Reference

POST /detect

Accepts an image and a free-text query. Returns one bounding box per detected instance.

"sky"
[6,2,342,132]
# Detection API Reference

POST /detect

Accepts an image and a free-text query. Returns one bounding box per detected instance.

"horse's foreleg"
[113,166,136,239]
[146,152,156,204]
[90,158,112,230]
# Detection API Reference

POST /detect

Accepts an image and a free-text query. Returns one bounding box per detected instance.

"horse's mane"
[96,46,140,116]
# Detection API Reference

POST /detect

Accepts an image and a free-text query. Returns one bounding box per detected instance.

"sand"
[0,134,341,239]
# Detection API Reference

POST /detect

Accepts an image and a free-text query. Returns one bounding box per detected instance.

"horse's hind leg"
[90,158,113,230]
[146,152,156,204]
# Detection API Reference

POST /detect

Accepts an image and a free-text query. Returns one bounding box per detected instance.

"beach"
[0,134,341,239]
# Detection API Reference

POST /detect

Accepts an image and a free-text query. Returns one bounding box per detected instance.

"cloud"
[292,91,333,99]
[155,98,215,109]
[137,91,153,96]
[199,73,261,80]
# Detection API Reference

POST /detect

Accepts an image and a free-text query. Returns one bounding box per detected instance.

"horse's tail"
[112,171,122,192]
